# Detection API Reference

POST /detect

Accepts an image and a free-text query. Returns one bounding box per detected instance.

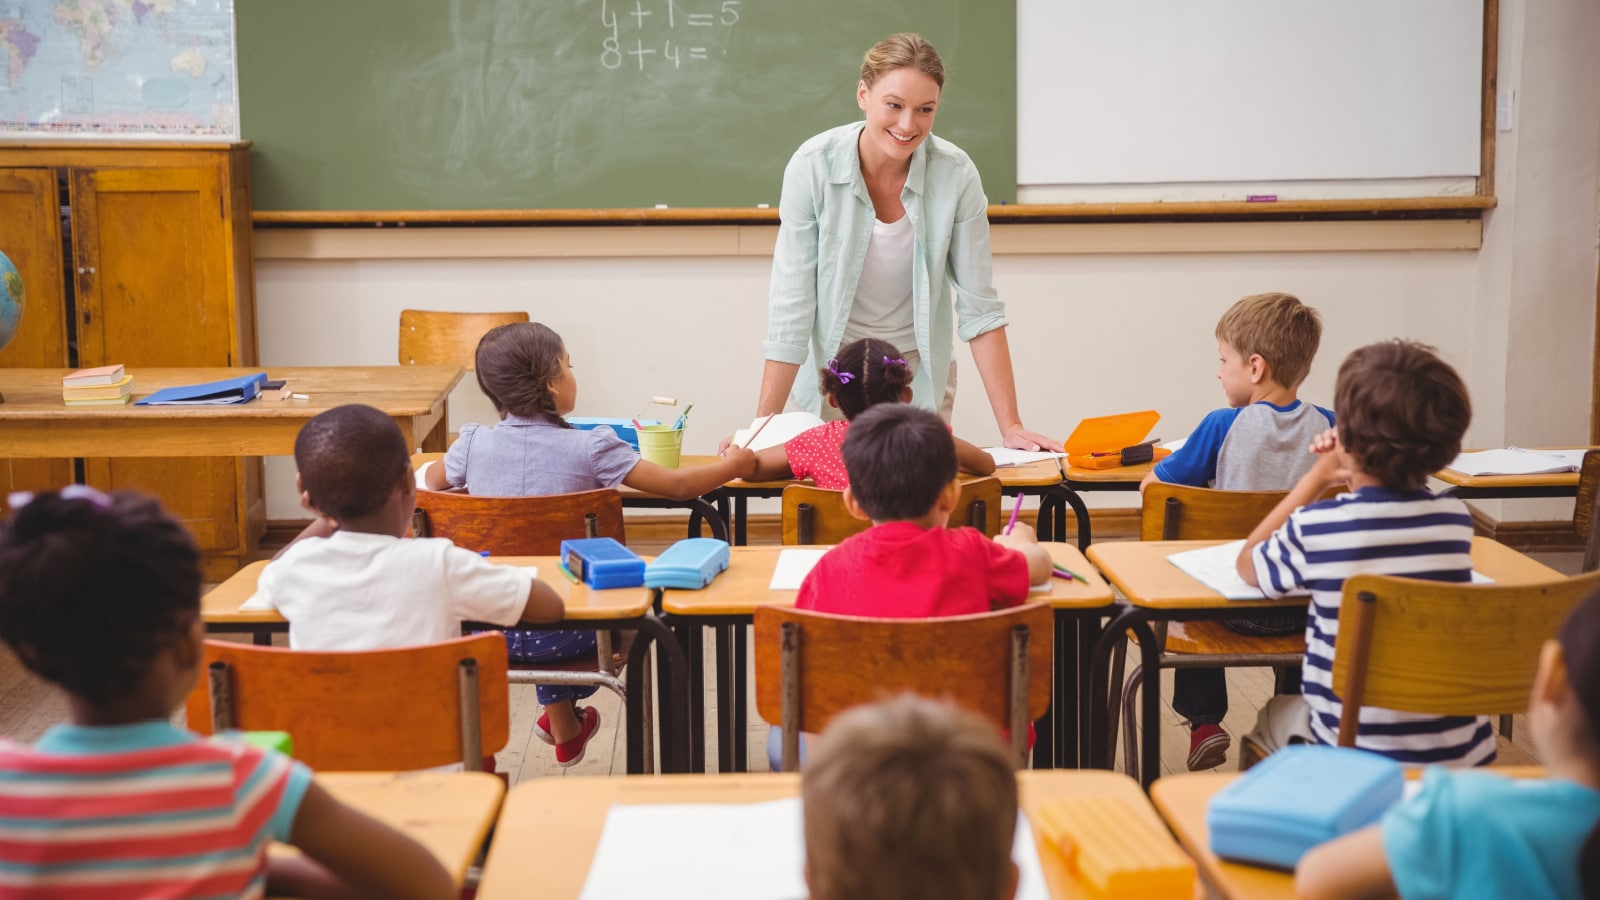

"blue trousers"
[490,628,601,706]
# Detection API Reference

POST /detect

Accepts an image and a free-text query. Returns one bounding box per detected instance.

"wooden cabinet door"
[69,165,239,550]
[0,168,73,512]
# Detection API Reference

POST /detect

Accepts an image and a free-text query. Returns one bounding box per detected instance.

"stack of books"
[62,364,133,406]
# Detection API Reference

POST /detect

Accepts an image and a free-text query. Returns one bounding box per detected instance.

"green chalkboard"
[237,1,1016,212]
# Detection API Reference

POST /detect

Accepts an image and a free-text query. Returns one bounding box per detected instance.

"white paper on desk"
[1169,540,1493,600]
[239,592,271,611]
[732,412,826,452]
[1161,436,1188,452]
[1447,447,1585,476]
[769,548,829,590]
[414,460,435,488]
[984,447,1067,467]
[577,798,1048,900]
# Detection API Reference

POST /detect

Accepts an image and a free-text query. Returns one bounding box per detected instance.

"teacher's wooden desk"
[201,557,691,775]
[477,770,1170,900]
[657,543,1115,773]
[1084,537,1563,787]
[0,366,462,456]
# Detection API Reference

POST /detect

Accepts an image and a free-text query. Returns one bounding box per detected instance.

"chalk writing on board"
[596,0,738,72]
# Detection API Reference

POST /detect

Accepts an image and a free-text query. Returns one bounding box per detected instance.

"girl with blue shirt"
[1296,586,1600,900]
[752,33,1060,454]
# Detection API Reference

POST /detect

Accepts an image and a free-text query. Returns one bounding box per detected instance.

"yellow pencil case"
[1032,796,1196,898]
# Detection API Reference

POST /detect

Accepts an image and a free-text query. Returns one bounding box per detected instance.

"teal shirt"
[763,122,1008,416]
[1382,767,1600,899]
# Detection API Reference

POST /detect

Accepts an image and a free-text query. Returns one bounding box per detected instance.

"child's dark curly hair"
[1334,340,1470,491]
[0,488,200,707]
[820,338,915,420]
[474,321,572,427]
[295,404,412,522]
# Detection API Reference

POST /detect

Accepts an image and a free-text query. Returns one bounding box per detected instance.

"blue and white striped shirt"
[1251,486,1496,765]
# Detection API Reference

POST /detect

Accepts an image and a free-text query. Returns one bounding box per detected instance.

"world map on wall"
[0,0,236,137]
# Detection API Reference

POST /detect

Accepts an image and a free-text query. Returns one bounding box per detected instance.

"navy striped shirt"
[1250,486,1496,765]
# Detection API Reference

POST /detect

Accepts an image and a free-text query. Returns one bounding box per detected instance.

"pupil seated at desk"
[804,695,1022,900]
[250,405,606,765]
[1237,340,1492,767]
[0,487,454,899]
[1139,292,1333,773]
[768,404,1050,768]
[743,337,995,488]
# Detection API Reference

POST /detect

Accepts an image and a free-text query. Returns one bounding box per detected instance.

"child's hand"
[1309,427,1339,455]
[722,445,758,477]
[999,521,1038,543]
[1308,438,1352,488]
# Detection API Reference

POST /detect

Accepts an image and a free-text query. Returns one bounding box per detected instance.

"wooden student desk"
[657,543,1116,773]
[1148,767,1546,900]
[284,771,504,893]
[200,556,691,775]
[477,770,1177,900]
[0,366,462,456]
[1084,537,1564,787]
[1433,446,1594,499]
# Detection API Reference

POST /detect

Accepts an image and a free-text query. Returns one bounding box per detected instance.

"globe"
[0,249,21,354]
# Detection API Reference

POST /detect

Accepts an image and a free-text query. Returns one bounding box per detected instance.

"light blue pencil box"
[644,538,730,590]
[1207,744,1403,870]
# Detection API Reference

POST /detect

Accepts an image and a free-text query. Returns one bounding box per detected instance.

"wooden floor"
[0,545,1577,780]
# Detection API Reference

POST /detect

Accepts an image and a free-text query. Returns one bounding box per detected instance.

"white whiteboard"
[1017,1,1483,199]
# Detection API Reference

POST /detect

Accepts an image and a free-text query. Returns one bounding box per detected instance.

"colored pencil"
[1052,563,1088,584]
[557,562,580,584]
[1005,491,1024,535]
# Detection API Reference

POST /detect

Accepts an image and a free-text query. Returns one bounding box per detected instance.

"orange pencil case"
[1062,410,1172,470]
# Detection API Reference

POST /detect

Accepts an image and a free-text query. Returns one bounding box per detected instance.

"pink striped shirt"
[0,721,311,899]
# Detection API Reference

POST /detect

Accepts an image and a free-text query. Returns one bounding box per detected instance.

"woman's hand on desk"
[1001,423,1064,453]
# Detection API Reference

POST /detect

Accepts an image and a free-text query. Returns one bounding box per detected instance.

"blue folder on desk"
[136,372,268,406]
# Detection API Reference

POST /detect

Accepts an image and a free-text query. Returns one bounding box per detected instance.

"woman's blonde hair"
[860,32,945,90]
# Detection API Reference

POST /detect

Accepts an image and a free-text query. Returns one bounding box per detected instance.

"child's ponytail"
[821,338,914,420]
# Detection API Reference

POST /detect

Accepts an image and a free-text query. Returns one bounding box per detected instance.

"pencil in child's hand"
[1005,491,1024,535]
[734,413,774,450]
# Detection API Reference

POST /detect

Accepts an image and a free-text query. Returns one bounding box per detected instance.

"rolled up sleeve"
[947,161,1007,342]
[764,153,821,365]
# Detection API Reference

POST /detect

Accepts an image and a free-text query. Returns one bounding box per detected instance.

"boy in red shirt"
[797,403,1051,616]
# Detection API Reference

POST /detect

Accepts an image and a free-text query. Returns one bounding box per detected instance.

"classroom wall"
[253,1,1600,523]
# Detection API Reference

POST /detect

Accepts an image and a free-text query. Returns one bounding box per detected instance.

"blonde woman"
[755,33,1060,452]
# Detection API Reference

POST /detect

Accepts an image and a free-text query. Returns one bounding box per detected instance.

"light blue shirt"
[763,122,1008,416]
[1383,768,1600,899]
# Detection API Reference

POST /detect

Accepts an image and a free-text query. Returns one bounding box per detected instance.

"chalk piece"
[654,204,669,209]
[1246,194,1278,202]
[757,203,770,208]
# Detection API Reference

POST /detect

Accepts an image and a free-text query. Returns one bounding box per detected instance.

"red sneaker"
[1187,723,1230,771]
[533,711,554,746]
[554,707,602,767]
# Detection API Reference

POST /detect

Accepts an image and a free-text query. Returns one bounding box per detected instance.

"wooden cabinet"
[0,143,262,578]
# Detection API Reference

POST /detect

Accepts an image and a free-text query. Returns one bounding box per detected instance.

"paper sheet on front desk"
[1169,540,1493,601]
[768,548,829,590]
[984,447,1066,467]
[577,797,1048,900]
[1447,447,1585,476]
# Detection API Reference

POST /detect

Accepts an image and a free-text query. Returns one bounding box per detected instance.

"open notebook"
[577,797,1048,900]
[1168,540,1491,601]
[1447,447,1586,477]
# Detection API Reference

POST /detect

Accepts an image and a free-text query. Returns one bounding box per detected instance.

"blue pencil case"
[568,417,658,451]
[1207,744,1403,870]
[559,537,646,589]
[644,538,730,590]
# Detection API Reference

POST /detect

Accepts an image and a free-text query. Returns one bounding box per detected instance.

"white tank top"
[843,214,916,352]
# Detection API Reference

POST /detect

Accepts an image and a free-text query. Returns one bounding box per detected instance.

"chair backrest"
[1330,569,1600,747]
[1576,449,1600,572]
[413,487,625,555]
[781,476,1005,545]
[183,633,510,771]
[753,603,1053,769]
[398,309,530,369]
[1141,482,1334,541]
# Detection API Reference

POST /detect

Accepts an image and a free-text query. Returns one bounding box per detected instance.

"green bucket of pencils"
[637,424,684,468]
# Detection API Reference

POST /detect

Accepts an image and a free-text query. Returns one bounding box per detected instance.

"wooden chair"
[1576,449,1600,572]
[780,475,1004,544]
[753,603,1054,770]
[1332,569,1600,747]
[398,309,530,369]
[184,633,509,771]
[1112,483,1312,778]
[410,485,637,742]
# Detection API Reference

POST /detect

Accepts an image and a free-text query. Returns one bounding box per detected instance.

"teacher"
[755,32,1061,452]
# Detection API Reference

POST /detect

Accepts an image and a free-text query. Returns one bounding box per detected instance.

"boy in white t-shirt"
[250,405,599,764]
